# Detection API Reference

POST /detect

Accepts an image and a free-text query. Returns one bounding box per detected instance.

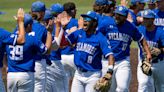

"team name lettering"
[76,42,96,55]
[108,33,131,42]
[147,41,158,47]
[154,18,164,26]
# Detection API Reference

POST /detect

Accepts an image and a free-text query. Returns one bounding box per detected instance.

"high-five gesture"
[17,8,25,23]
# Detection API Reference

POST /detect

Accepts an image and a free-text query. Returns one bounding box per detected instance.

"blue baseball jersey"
[138,26,164,62]
[60,18,78,55]
[50,28,61,61]
[66,29,113,71]
[0,28,18,68]
[6,32,47,72]
[153,9,164,27]
[32,20,48,60]
[0,28,17,45]
[100,20,143,61]
[0,42,5,68]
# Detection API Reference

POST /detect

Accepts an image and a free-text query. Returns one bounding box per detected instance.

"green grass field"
[0,0,137,47]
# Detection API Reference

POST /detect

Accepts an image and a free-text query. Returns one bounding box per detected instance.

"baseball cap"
[44,9,53,21]
[148,0,156,4]
[0,11,5,15]
[114,6,129,16]
[156,0,162,2]
[81,11,98,21]
[138,0,149,3]
[31,1,46,12]
[130,0,138,5]
[95,0,112,5]
[24,14,33,27]
[50,3,64,14]
[142,9,155,18]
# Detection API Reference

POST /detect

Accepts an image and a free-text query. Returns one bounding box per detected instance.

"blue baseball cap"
[156,0,162,2]
[50,3,64,14]
[81,11,98,21]
[0,11,5,15]
[114,6,129,16]
[142,9,155,18]
[148,0,156,4]
[44,9,53,21]
[130,0,138,5]
[31,1,46,12]
[95,0,112,5]
[138,0,149,3]
[24,14,33,27]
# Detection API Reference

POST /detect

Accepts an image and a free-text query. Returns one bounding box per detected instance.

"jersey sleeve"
[0,28,18,45]
[132,27,144,42]
[159,27,164,47]
[99,33,113,58]
[66,30,80,45]
[34,39,48,54]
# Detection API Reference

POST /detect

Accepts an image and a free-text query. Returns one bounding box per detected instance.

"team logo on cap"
[87,11,92,15]
[144,11,148,16]
[119,6,123,11]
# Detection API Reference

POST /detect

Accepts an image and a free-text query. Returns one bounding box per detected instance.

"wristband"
[107,65,114,74]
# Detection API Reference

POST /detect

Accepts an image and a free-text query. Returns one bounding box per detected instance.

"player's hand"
[78,17,84,29]
[46,19,54,33]
[127,13,133,23]
[60,11,70,26]
[120,0,128,7]
[137,16,143,23]
[17,8,24,23]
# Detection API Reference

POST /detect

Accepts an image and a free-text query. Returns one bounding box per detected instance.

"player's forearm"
[17,22,25,44]
[141,38,152,61]
[107,54,115,68]
[46,31,52,54]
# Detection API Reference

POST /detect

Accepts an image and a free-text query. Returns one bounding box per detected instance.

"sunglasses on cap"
[83,17,92,21]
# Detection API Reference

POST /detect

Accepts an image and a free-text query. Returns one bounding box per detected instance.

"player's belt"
[152,58,164,63]
[77,67,88,72]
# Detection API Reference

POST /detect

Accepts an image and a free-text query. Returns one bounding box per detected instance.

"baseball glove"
[94,73,112,92]
[150,47,161,60]
[141,60,152,76]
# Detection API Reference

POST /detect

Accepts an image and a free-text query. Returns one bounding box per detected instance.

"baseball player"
[46,3,68,92]
[6,13,52,92]
[57,11,115,92]
[30,1,48,92]
[148,0,156,10]
[153,0,164,27]
[99,6,151,92]
[138,9,164,92]
[0,8,25,92]
[61,2,78,91]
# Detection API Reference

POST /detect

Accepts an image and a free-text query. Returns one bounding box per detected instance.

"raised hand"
[17,8,24,23]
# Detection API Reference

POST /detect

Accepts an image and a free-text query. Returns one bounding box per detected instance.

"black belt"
[152,58,164,63]
[77,68,88,72]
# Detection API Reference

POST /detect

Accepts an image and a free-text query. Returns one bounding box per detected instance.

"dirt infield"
[2,48,139,92]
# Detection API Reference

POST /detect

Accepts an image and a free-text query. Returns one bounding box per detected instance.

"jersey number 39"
[9,45,23,61]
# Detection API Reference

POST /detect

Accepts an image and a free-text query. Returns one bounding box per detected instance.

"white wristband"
[108,65,114,70]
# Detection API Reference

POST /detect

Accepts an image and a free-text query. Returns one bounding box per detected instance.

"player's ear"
[92,20,98,28]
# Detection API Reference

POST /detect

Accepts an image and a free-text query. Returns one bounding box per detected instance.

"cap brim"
[114,11,127,16]
[0,12,6,15]
[81,14,96,21]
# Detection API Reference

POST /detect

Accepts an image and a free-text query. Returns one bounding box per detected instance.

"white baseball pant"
[71,70,102,92]
[137,59,155,92]
[61,54,76,80]
[7,72,34,92]
[34,59,47,92]
[109,57,131,92]
[151,59,164,92]
[46,60,68,92]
